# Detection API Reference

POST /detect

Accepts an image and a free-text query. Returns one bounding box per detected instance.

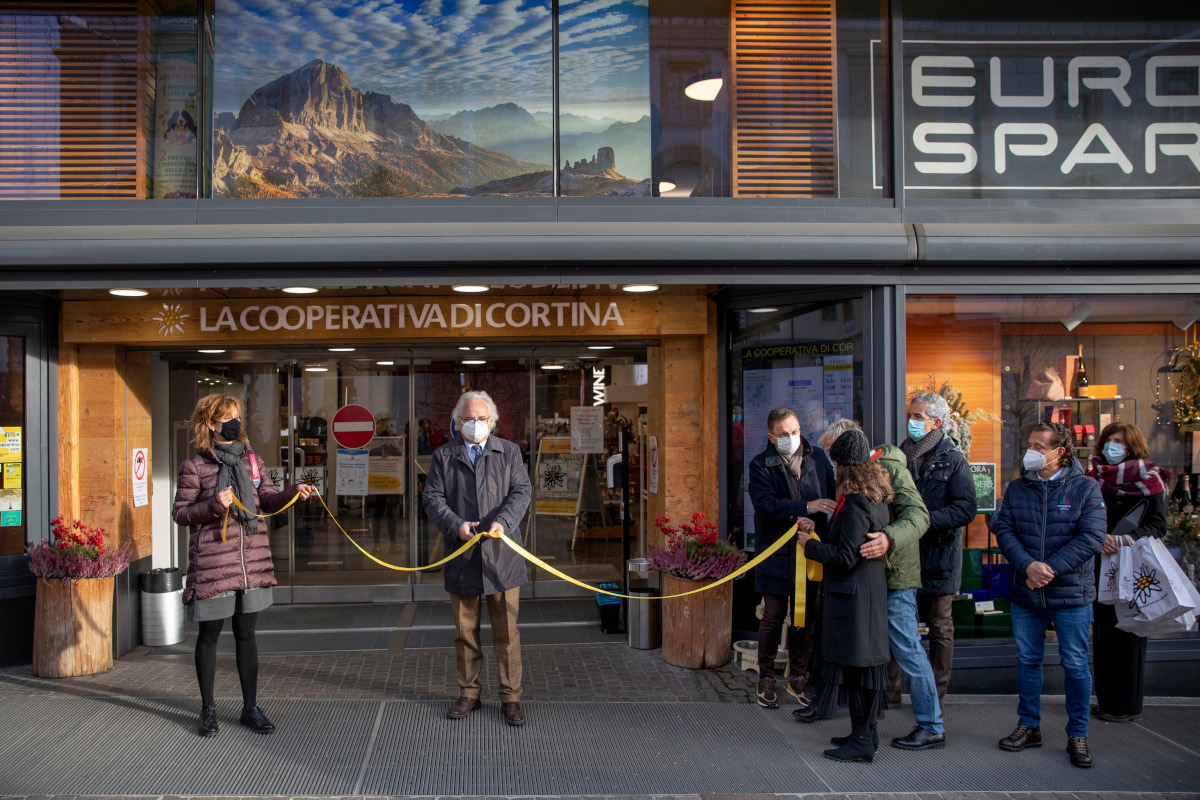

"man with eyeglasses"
[423,390,532,726]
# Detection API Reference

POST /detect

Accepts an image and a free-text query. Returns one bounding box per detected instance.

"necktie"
[472,444,483,464]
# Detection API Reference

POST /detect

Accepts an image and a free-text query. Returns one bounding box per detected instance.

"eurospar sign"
[897,39,1200,194]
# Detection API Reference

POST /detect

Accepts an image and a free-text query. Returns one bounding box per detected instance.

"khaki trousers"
[449,587,522,702]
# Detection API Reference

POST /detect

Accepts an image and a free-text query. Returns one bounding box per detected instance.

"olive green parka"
[873,443,931,591]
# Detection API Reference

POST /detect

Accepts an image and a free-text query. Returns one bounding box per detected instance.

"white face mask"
[774,434,800,457]
[1023,447,1061,472]
[462,419,490,443]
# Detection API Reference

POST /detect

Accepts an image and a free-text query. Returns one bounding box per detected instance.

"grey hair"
[452,390,499,431]
[910,392,952,430]
[819,418,861,450]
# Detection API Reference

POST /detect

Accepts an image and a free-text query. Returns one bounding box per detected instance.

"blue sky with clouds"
[215,0,650,120]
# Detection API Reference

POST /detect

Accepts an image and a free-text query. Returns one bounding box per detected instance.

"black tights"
[195,612,259,709]
[847,686,881,736]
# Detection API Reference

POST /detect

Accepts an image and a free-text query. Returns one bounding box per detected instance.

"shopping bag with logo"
[1115,537,1200,634]
[1115,600,1197,636]
[1098,546,1133,605]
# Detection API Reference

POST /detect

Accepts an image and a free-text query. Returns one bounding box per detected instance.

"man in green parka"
[798,419,945,751]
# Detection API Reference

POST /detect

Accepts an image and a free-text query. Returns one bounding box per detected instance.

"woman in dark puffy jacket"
[1086,421,1169,722]
[174,394,312,737]
[993,422,1105,769]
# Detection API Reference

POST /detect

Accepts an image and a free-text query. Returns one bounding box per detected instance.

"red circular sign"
[133,450,147,481]
[332,404,375,449]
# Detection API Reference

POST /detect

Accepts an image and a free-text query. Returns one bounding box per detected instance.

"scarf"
[1089,455,1171,497]
[213,441,257,528]
[899,426,944,479]
[779,446,805,501]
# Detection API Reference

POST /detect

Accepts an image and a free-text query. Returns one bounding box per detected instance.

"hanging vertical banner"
[152,16,199,199]
[648,435,659,494]
[131,447,149,507]
[570,406,605,453]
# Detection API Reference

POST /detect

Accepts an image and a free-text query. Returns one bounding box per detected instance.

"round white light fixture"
[541,364,565,370]
[658,181,677,194]
[684,77,724,101]
[622,284,659,293]
[198,349,226,354]
[748,307,779,313]
[376,361,394,366]
[283,287,318,294]
[304,366,329,372]
[109,288,148,297]
[452,285,489,293]
[328,347,356,352]
[462,359,487,365]
[588,345,614,350]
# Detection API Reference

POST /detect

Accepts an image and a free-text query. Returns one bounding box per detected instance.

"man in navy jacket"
[993,422,1106,769]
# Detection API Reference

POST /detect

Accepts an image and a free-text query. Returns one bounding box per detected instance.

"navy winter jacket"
[749,437,836,595]
[912,435,978,596]
[993,458,1106,609]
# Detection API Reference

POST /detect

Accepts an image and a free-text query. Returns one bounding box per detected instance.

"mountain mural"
[212,60,548,198]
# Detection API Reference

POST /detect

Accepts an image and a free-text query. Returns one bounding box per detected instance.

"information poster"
[0,490,20,526]
[336,449,369,496]
[971,463,997,513]
[368,436,405,495]
[3,463,20,489]
[535,436,586,516]
[0,427,20,462]
[570,406,605,454]
[131,448,149,507]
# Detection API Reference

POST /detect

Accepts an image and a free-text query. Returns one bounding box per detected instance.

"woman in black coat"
[1087,422,1170,722]
[795,429,893,763]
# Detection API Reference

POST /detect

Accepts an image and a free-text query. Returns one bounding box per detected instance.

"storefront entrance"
[166,343,650,602]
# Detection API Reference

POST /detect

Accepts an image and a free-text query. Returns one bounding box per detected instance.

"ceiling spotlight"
[658,181,676,194]
[622,284,659,293]
[329,347,356,352]
[684,75,723,101]
[462,359,487,365]
[283,287,318,294]
[376,361,394,366]
[588,345,613,350]
[541,364,565,370]
[198,349,226,354]
[304,366,329,372]
[1060,302,1093,332]
[109,288,147,297]
[748,307,779,313]
[452,285,489,293]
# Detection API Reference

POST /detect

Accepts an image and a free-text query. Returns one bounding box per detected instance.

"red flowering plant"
[26,516,131,585]
[645,512,747,581]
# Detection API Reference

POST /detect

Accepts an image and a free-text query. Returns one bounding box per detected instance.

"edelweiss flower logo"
[1131,565,1161,607]
[541,464,566,490]
[1104,560,1119,590]
[151,303,189,337]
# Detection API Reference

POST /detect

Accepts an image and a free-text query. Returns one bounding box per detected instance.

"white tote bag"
[1098,546,1134,605]
[1115,537,1200,635]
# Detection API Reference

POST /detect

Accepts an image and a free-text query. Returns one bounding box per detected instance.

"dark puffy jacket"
[912,435,978,596]
[748,437,836,595]
[993,458,1106,609]
[422,435,532,596]
[173,447,300,604]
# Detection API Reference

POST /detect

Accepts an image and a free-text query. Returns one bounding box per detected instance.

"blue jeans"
[887,589,944,734]
[1011,602,1093,738]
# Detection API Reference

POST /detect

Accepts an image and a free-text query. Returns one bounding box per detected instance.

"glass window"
[211,0,553,198]
[906,293,1200,639]
[728,298,866,550]
[901,2,1200,199]
[0,3,198,200]
[0,336,24,554]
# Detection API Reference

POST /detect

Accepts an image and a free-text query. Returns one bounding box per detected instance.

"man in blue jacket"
[993,422,1106,769]
[748,407,836,709]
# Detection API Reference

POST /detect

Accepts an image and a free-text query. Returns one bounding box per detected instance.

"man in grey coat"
[422,390,532,726]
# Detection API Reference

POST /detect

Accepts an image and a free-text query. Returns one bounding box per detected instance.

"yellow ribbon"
[221,490,302,542]
[794,531,823,627]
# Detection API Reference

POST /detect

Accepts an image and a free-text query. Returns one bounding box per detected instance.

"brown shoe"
[1067,736,1093,768]
[998,724,1041,751]
[446,696,481,719]
[757,676,779,709]
[502,701,526,726]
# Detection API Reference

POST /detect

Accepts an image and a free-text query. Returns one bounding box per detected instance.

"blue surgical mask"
[907,419,930,441]
[1103,441,1127,465]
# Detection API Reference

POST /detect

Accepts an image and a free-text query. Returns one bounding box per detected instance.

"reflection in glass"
[0,336,24,554]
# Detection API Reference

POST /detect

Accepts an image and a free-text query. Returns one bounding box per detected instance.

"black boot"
[823,730,875,762]
[831,729,879,749]
[239,705,276,734]
[197,703,219,737]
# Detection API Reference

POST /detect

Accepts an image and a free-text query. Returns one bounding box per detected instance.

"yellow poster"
[0,428,20,463]
[3,463,20,489]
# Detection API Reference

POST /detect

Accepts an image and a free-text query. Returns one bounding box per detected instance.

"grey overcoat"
[422,434,532,596]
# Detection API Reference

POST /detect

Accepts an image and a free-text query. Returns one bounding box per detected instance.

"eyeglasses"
[461,416,490,424]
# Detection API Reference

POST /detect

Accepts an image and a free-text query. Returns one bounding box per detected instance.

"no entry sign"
[332,404,375,450]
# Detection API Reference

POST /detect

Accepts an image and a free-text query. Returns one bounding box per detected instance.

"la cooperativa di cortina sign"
[62,295,709,344]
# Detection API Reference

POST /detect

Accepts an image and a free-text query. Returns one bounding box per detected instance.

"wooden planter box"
[661,573,732,669]
[33,577,115,678]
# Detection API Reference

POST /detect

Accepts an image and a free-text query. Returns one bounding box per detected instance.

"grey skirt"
[186,587,274,623]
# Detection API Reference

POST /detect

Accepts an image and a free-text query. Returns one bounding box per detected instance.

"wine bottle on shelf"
[1171,474,1194,513]
[1075,345,1090,398]
[1191,474,1200,512]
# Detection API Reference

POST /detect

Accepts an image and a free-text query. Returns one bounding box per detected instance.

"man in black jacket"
[748,407,837,709]
[891,393,978,701]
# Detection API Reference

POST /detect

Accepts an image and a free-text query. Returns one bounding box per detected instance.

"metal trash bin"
[627,588,660,649]
[139,567,184,646]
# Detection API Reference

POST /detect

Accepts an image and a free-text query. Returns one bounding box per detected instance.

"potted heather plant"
[27,516,131,677]
[646,512,746,669]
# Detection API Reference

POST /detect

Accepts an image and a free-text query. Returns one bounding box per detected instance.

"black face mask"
[217,418,241,442]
